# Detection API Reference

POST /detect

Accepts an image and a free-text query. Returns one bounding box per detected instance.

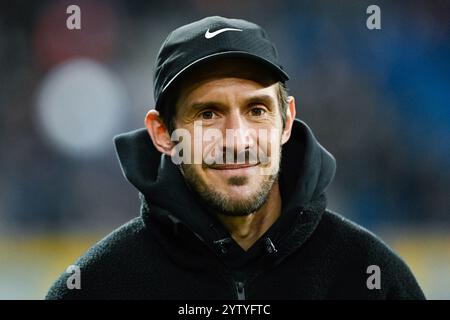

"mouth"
[206,163,260,181]
[207,163,260,170]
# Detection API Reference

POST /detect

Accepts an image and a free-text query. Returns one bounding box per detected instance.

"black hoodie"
[46,119,425,300]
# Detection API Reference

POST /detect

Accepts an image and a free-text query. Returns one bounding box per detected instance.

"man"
[47,16,425,299]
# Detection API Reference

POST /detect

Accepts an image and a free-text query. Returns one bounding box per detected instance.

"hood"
[113,119,336,271]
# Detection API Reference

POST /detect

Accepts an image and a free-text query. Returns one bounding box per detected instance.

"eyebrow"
[188,101,226,112]
[244,94,276,109]
[186,94,276,112]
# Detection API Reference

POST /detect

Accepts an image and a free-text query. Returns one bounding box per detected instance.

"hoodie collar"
[114,119,336,257]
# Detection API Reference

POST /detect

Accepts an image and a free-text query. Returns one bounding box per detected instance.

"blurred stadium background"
[0,0,449,299]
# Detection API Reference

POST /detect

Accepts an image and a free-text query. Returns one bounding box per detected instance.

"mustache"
[202,145,271,166]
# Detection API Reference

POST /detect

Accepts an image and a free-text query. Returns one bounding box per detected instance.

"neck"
[215,181,282,251]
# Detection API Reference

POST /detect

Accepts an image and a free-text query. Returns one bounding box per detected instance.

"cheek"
[256,130,282,177]
[183,164,214,186]
[257,128,282,156]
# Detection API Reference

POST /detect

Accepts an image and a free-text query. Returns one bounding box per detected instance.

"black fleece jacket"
[46,119,425,300]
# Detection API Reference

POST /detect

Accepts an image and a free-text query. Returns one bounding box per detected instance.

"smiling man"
[147,58,291,252]
[46,16,425,300]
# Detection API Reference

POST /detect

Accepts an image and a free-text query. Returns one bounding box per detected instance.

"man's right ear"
[145,109,173,156]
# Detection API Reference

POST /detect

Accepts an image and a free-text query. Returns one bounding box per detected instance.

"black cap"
[153,16,289,109]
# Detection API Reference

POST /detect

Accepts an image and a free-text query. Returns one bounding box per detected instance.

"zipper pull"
[235,281,246,300]
[264,237,278,254]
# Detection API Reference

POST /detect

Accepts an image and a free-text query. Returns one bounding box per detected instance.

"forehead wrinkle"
[175,58,278,105]
[184,78,277,106]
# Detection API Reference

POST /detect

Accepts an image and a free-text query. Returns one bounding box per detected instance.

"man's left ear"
[281,96,296,145]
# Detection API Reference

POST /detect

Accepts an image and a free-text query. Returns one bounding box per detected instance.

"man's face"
[169,62,288,217]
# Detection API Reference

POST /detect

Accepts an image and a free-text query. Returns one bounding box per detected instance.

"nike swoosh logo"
[205,27,243,39]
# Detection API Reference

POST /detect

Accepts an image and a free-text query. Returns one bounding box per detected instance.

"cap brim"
[159,50,289,104]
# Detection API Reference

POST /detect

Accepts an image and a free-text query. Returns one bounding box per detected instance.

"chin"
[223,184,258,198]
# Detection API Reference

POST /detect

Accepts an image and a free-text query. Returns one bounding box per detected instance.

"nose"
[223,110,254,161]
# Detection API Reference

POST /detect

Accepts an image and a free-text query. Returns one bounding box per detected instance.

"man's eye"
[250,107,266,117]
[200,111,215,120]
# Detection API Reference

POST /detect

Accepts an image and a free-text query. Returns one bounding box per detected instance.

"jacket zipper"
[151,214,279,301]
[234,281,246,300]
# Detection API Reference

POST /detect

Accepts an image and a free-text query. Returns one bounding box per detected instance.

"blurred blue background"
[0,0,449,299]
